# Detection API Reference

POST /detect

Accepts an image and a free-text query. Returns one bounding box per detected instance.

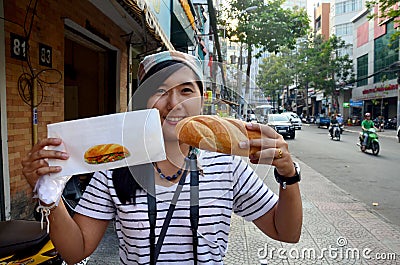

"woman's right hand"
[21,138,69,190]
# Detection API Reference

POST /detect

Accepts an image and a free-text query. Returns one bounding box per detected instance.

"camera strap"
[147,150,199,265]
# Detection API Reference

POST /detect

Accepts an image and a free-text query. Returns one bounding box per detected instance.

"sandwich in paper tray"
[36,109,165,204]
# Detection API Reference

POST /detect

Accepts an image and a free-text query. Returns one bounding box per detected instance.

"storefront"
[352,82,398,120]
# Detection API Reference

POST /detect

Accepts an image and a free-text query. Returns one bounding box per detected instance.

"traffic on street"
[289,124,400,227]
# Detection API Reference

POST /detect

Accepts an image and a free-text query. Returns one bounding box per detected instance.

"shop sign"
[145,0,171,39]
[362,84,398,94]
[172,0,196,45]
[136,0,174,50]
[349,99,363,107]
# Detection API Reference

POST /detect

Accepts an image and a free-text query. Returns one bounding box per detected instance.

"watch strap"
[274,162,300,189]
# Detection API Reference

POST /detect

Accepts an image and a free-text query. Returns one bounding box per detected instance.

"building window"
[335,23,353,37]
[374,21,399,83]
[315,16,321,31]
[357,54,368,87]
[335,0,362,15]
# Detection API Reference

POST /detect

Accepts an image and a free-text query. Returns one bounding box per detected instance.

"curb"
[343,128,398,139]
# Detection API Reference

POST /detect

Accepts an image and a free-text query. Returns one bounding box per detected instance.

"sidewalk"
[224,160,400,264]
[342,125,397,140]
[87,159,400,264]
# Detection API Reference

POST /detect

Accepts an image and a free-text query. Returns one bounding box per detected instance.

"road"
[289,125,400,227]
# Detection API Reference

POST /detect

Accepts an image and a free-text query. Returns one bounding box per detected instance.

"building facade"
[352,8,399,122]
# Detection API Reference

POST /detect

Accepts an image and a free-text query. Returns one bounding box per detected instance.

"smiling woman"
[21,50,302,265]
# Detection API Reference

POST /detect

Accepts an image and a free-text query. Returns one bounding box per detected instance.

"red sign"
[362,84,398,94]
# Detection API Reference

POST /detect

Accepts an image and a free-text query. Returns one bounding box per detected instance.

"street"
[289,125,400,227]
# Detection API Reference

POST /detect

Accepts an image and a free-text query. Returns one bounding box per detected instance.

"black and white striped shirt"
[75,151,278,264]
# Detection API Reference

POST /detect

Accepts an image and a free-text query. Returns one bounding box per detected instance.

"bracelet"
[36,201,57,233]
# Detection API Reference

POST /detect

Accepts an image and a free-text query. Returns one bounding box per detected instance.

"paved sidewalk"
[87,159,400,264]
[342,125,397,140]
[224,160,400,264]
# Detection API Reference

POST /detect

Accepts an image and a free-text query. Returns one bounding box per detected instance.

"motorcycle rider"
[336,114,343,124]
[361,112,377,151]
[328,114,339,137]
[336,114,344,133]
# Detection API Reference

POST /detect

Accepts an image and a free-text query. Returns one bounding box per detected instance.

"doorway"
[64,33,117,121]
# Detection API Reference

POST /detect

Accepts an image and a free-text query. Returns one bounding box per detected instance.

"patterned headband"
[137,50,204,86]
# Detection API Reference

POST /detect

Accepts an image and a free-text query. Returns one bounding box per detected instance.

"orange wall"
[315,3,330,40]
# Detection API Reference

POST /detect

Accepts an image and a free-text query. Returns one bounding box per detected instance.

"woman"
[22,51,302,264]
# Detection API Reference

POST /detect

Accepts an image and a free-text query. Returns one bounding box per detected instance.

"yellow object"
[0,240,59,264]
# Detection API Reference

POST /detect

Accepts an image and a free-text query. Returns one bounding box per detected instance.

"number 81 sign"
[10,33,52,68]
[10,33,27,61]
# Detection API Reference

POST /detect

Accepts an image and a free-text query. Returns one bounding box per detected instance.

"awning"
[119,0,175,50]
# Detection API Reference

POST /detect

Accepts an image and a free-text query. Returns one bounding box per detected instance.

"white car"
[282,112,302,130]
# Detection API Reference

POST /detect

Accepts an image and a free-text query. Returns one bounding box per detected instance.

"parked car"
[316,114,330,128]
[267,114,295,139]
[282,112,302,130]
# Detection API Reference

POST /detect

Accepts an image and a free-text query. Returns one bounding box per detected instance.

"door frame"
[64,18,121,113]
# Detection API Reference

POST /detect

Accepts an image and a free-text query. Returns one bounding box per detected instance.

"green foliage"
[220,0,310,54]
[256,48,297,97]
[257,34,355,102]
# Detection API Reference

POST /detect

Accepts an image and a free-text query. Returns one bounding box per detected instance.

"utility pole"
[237,43,243,118]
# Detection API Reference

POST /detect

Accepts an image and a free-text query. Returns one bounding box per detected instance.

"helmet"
[365,112,371,117]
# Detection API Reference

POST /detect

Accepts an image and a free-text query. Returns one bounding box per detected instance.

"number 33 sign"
[39,43,52,68]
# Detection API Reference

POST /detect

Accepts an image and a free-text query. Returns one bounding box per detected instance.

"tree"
[257,34,354,115]
[257,48,298,110]
[220,0,309,113]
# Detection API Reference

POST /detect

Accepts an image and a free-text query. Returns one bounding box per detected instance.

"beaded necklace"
[153,162,184,181]
[153,148,199,181]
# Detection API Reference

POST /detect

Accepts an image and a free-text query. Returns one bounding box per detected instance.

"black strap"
[189,152,199,265]
[147,151,200,264]
[154,163,189,261]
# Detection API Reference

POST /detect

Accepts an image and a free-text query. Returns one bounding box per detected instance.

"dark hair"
[112,167,139,204]
[115,61,202,204]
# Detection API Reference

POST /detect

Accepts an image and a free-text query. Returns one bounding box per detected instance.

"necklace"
[153,162,184,181]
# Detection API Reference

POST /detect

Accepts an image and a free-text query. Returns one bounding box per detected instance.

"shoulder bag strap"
[152,160,189,263]
[189,152,199,264]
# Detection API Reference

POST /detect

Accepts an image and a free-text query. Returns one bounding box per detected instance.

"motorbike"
[385,118,397,130]
[338,122,344,134]
[0,174,91,265]
[330,124,341,141]
[373,118,385,132]
[358,128,380,155]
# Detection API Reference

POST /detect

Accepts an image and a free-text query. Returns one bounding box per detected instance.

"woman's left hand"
[239,122,296,177]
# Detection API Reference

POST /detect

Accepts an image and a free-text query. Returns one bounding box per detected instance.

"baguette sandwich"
[84,143,130,164]
[175,115,261,156]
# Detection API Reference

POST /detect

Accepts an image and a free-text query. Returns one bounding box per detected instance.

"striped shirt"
[74,151,278,264]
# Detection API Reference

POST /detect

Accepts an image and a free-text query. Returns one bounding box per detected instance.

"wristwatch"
[274,162,301,189]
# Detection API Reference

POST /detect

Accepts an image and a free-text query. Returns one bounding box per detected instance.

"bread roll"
[84,144,130,164]
[175,115,261,156]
